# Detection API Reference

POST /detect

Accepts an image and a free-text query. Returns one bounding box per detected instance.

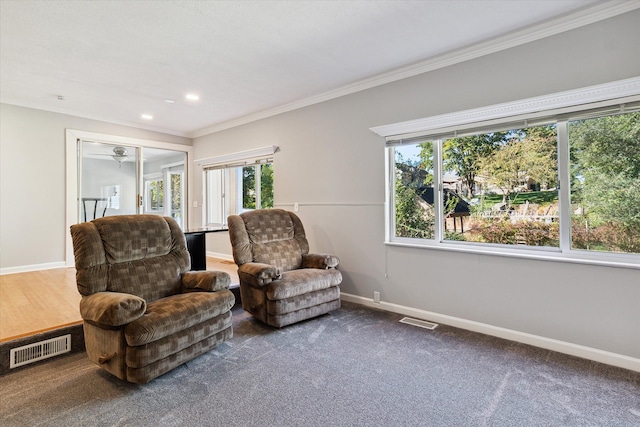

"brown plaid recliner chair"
[70,215,234,383]
[228,209,342,328]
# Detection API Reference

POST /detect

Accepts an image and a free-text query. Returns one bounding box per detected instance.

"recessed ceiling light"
[141,114,153,120]
[185,93,200,101]
[164,99,175,104]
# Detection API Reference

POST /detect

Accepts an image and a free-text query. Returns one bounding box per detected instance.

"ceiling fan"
[110,147,129,164]
[89,146,129,167]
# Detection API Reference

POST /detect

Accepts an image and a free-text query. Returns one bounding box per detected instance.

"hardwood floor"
[206,257,240,285]
[0,258,239,343]
[0,268,81,342]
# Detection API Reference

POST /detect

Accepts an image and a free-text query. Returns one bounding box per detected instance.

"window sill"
[385,239,640,270]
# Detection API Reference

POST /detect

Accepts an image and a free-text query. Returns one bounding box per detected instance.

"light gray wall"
[193,11,640,359]
[0,104,190,269]
[144,153,186,175]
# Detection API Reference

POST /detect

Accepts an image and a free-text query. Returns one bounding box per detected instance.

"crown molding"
[190,1,640,139]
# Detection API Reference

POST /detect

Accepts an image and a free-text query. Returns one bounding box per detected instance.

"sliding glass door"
[78,142,187,228]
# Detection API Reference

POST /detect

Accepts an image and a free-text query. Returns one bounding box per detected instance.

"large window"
[205,160,273,227]
[395,124,560,247]
[378,80,639,268]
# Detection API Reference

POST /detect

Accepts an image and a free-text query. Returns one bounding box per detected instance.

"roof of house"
[417,186,471,216]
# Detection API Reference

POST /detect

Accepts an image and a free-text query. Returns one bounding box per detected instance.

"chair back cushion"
[71,215,190,301]
[228,209,309,272]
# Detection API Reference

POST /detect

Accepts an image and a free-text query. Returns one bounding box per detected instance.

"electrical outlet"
[373,291,380,304]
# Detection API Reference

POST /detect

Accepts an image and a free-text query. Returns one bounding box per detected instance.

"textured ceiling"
[1,0,632,138]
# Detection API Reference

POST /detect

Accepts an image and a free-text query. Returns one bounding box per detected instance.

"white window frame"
[372,77,640,270]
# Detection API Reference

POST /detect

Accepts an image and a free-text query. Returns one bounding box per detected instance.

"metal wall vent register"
[10,335,71,369]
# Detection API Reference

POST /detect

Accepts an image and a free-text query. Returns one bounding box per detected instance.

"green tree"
[478,137,527,204]
[417,142,434,185]
[260,163,274,208]
[149,180,163,210]
[395,152,429,187]
[521,126,558,190]
[570,112,640,252]
[394,152,434,238]
[478,127,557,204]
[243,164,274,209]
[170,173,181,211]
[442,133,506,198]
[242,166,256,209]
[394,174,434,239]
[571,112,640,179]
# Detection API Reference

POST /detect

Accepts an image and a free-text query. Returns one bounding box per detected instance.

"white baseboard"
[206,251,234,261]
[0,261,67,276]
[341,292,640,373]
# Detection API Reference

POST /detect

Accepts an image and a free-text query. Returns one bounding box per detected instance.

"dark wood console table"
[183,226,240,305]
[183,226,228,271]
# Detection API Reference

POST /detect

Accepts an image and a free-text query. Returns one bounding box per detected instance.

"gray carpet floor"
[1,301,638,427]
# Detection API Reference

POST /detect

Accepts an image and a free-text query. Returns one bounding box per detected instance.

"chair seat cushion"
[266,268,342,300]
[125,290,234,346]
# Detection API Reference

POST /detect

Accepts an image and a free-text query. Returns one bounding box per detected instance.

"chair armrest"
[181,271,231,292]
[238,262,280,287]
[302,253,340,269]
[80,292,146,327]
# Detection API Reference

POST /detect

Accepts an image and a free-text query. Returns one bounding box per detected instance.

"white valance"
[371,77,640,145]
[196,145,278,169]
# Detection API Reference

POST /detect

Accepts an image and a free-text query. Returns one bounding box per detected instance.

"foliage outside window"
[146,179,164,211]
[242,163,274,210]
[394,151,434,239]
[391,110,639,259]
[569,113,640,254]
[169,172,183,223]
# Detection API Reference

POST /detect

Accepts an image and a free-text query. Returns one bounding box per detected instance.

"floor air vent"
[10,334,71,369]
[400,317,439,330]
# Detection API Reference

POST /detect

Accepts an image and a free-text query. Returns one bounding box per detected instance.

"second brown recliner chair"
[228,209,342,327]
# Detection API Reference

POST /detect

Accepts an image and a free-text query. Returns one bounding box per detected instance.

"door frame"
[65,129,193,267]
